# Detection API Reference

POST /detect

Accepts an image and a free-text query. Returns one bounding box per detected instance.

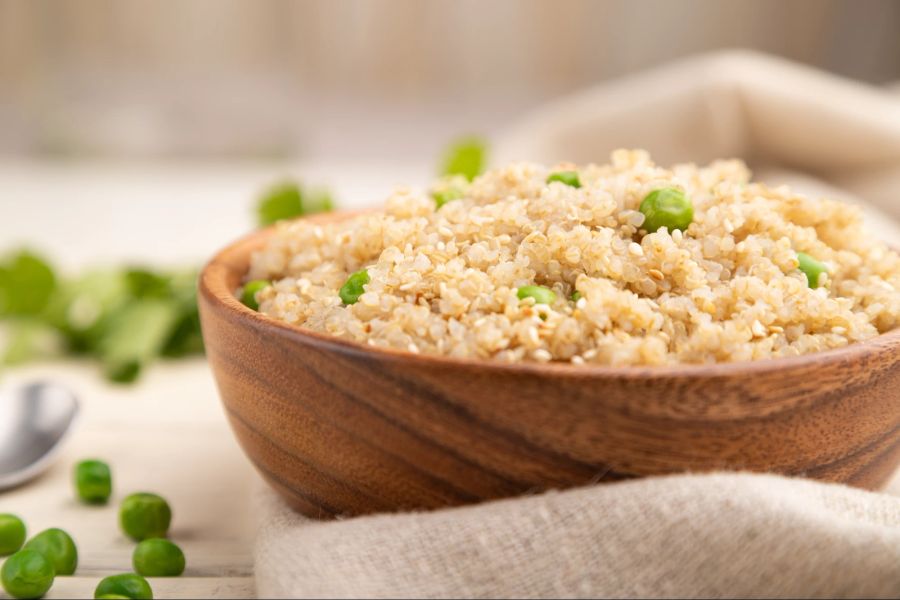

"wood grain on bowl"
[199,211,900,518]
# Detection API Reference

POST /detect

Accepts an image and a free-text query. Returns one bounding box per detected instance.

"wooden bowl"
[199,211,900,518]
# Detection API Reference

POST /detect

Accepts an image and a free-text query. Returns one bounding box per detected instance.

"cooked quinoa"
[246,150,900,366]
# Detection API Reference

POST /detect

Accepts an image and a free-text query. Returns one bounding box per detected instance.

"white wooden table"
[0,160,426,599]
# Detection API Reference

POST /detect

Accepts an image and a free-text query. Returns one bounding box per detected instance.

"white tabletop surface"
[0,159,427,599]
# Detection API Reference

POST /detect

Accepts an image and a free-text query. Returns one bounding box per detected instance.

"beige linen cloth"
[255,52,900,599]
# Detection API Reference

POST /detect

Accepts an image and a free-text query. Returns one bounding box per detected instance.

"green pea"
[23,528,77,576]
[797,252,827,288]
[516,285,557,305]
[546,170,581,188]
[1,550,55,600]
[571,291,582,302]
[74,459,112,504]
[639,187,693,233]
[339,269,370,305]
[94,573,153,600]
[132,538,185,577]
[119,493,171,542]
[96,595,132,599]
[240,280,271,311]
[0,514,26,556]
[432,187,464,209]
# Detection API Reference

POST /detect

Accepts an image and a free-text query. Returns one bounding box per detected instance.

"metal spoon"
[0,382,79,491]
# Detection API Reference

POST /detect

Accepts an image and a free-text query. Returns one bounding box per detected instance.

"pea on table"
[133,539,186,577]
[24,528,78,575]
[1,549,55,600]
[120,493,172,542]
[0,514,26,556]
[94,573,153,600]
[75,460,113,505]
[0,452,190,598]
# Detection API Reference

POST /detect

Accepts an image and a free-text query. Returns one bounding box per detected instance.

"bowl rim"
[199,211,900,380]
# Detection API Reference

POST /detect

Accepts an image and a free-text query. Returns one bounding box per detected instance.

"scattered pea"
[94,573,153,600]
[639,187,693,233]
[797,252,826,288]
[339,269,370,305]
[119,493,171,542]
[546,170,581,188]
[132,539,185,577]
[23,528,77,576]
[96,595,132,599]
[571,291,582,302]
[517,285,557,305]
[0,514,26,556]
[240,280,271,311]
[1,549,55,600]
[75,459,112,504]
[432,187,464,209]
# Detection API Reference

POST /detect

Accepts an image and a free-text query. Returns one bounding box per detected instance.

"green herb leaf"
[47,270,131,353]
[2,318,62,365]
[100,299,182,384]
[0,250,57,316]
[0,259,205,383]
[125,268,173,299]
[160,270,204,357]
[440,136,487,182]
[160,307,203,358]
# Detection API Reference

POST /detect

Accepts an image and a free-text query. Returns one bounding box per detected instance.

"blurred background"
[2,0,899,162]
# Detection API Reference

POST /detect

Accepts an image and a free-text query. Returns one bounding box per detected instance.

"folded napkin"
[255,52,900,598]
[256,473,900,599]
